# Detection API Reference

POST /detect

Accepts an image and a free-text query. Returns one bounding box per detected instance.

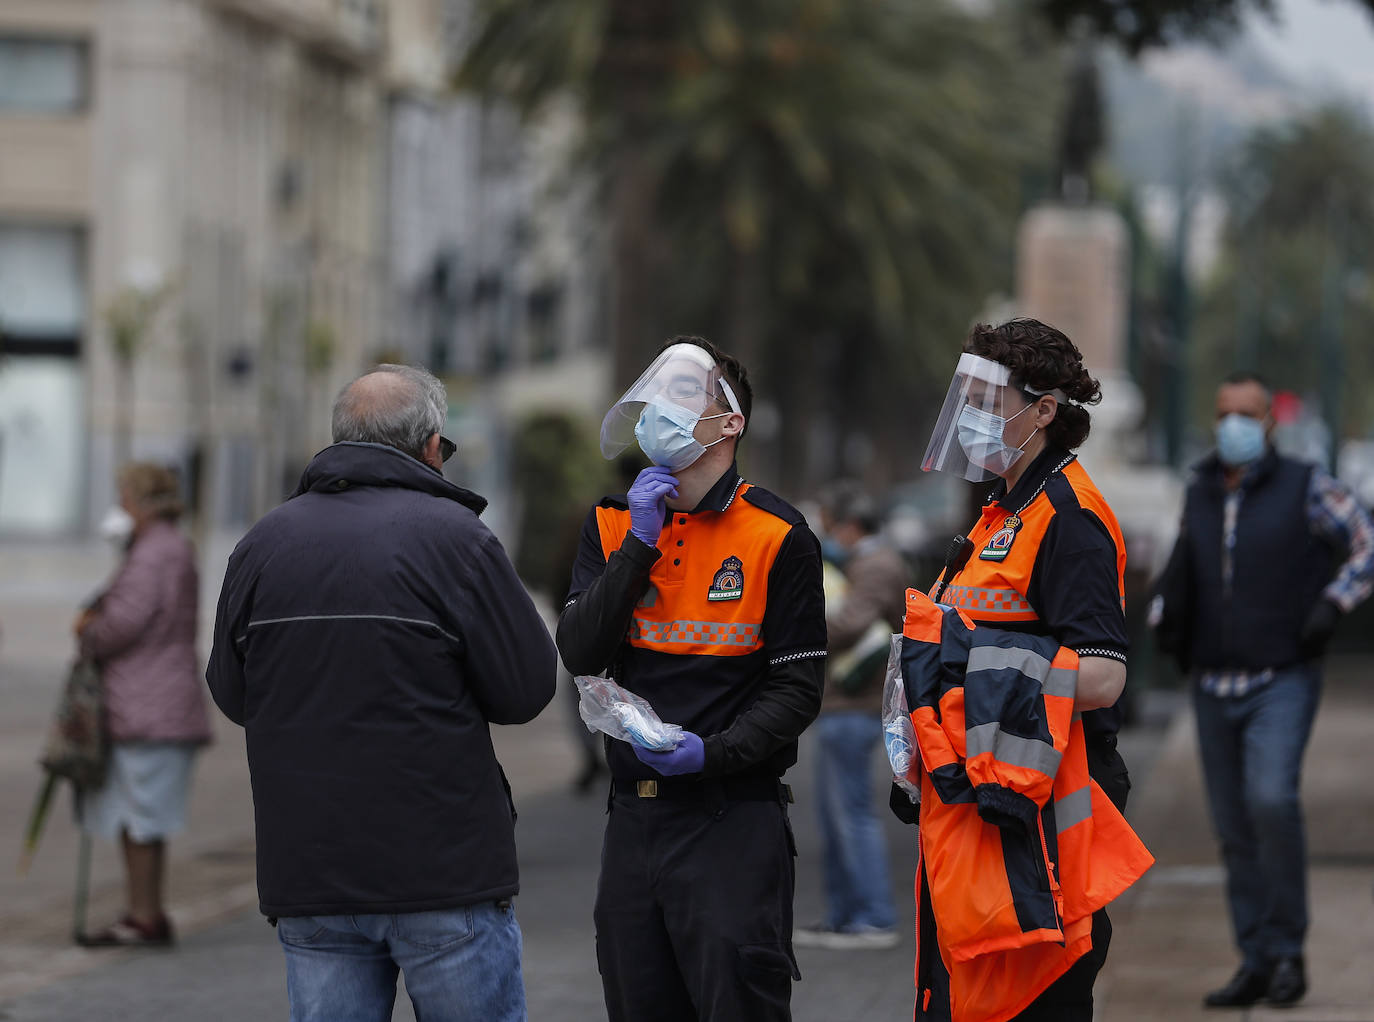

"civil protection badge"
[708,555,745,601]
[979,515,1021,563]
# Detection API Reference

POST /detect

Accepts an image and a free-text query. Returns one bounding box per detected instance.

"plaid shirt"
[1200,466,1374,697]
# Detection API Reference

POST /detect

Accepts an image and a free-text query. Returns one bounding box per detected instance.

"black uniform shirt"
[557,464,827,780]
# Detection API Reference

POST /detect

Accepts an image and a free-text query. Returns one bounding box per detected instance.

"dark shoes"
[1204,965,1271,1007]
[1204,957,1306,1008]
[77,913,174,948]
[1266,956,1307,1006]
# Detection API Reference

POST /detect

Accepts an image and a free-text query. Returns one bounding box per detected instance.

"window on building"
[0,355,84,532]
[0,223,85,355]
[0,36,89,114]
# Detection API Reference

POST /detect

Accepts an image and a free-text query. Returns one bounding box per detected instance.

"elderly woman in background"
[75,462,211,947]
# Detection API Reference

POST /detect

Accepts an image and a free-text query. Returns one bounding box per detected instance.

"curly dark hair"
[965,319,1102,450]
[659,335,753,440]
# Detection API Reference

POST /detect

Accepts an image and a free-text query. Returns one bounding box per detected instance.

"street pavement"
[2,537,1372,1020]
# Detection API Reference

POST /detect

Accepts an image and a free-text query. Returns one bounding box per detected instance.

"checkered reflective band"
[939,584,1033,617]
[631,618,761,647]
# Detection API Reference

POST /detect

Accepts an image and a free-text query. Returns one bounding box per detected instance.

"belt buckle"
[636,780,658,798]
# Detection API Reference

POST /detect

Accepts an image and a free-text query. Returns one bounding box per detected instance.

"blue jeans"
[814,711,896,931]
[1193,665,1322,971]
[276,902,526,1022]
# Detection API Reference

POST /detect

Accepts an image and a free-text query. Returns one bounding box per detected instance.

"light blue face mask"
[634,400,729,471]
[1216,413,1267,467]
[956,402,1035,476]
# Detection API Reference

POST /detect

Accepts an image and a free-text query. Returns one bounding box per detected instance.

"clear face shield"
[600,343,743,471]
[921,353,1042,482]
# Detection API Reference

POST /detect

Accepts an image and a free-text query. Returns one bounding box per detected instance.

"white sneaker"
[793,924,900,951]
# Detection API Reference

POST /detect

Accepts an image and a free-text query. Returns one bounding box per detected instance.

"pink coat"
[80,519,212,744]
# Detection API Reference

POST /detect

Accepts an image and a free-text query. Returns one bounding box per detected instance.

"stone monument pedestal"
[1016,202,1181,575]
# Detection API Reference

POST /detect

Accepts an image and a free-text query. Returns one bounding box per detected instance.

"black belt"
[610,775,793,804]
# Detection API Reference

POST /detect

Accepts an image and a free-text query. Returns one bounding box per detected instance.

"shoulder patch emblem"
[708,555,745,601]
[979,515,1021,563]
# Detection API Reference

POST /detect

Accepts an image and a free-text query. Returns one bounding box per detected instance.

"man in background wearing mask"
[558,336,827,1021]
[1153,371,1374,1009]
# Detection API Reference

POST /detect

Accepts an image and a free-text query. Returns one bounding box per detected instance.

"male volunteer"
[557,336,827,1021]
[1154,372,1374,1008]
[207,364,556,1022]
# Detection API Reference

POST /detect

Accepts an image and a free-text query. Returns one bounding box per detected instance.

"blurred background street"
[1,538,1372,1020]
[5,0,1374,1018]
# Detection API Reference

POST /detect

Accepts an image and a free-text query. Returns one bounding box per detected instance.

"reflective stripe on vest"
[631,617,762,648]
[939,584,1035,619]
[965,723,1063,776]
[1054,785,1093,834]
[967,645,1078,699]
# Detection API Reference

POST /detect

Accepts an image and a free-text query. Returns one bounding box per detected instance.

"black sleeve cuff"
[974,783,1039,829]
[1075,646,1127,665]
[889,782,920,825]
[619,530,663,568]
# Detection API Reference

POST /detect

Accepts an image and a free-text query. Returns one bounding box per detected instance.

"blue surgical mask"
[1216,413,1267,467]
[634,400,729,471]
[956,402,1035,475]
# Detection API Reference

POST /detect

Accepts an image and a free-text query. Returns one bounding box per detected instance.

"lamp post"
[1318,194,1348,474]
[1164,107,1198,468]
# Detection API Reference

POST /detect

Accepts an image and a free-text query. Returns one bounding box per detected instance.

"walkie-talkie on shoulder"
[932,534,975,604]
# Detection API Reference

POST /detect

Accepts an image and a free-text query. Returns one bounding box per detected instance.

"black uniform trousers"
[595,778,800,1022]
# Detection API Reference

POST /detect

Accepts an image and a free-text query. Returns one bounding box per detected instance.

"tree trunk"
[609,148,668,392]
[726,242,765,376]
[186,332,216,561]
[773,328,818,500]
[113,360,134,469]
[725,241,780,487]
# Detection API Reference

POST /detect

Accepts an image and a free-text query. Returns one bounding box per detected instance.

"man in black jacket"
[207,364,556,1022]
[1154,372,1374,1010]
[559,337,827,1021]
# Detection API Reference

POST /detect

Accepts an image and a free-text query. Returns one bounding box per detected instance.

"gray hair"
[331,364,448,460]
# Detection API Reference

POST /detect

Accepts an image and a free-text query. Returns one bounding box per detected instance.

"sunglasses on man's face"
[438,436,456,463]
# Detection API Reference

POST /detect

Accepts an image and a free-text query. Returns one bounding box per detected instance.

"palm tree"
[459,0,1057,490]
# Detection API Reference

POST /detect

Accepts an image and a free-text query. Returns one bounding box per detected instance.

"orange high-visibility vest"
[593,481,781,660]
[901,589,1153,1022]
[932,457,1127,635]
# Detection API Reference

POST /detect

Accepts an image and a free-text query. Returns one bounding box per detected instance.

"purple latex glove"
[633,731,704,776]
[627,466,679,547]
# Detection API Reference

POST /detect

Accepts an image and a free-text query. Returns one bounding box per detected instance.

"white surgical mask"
[1216,413,1266,467]
[956,402,1035,475]
[98,505,135,547]
[634,400,729,471]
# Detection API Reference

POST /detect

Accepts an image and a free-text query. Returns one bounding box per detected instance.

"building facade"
[0,0,608,538]
[0,0,387,534]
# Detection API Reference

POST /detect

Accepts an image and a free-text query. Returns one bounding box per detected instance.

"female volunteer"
[916,318,1131,1021]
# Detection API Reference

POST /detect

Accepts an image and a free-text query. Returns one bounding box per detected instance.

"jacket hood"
[293,442,488,515]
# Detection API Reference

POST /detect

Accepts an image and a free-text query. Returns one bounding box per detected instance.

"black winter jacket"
[207,442,557,917]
